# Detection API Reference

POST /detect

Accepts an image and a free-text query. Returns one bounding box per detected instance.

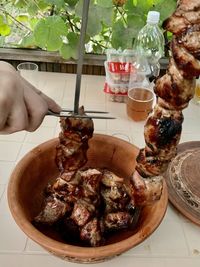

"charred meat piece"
[177,25,200,57]
[34,196,70,225]
[101,170,124,187]
[143,106,183,160]
[34,168,141,246]
[163,14,191,35]
[101,170,131,212]
[177,0,200,11]
[131,0,199,205]
[131,171,163,206]
[56,106,94,173]
[101,186,130,213]
[136,149,170,178]
[163,0,200,34]
[51,176,82,203]
[56,144,87,172]
[154,59,195,109]
[171,37,200,78]
[104,212,133,231]
[71,200,95,227]
[80,168,102,198]
[80,218,102,247]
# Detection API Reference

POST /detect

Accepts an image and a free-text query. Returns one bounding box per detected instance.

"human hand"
[0,61,61,134]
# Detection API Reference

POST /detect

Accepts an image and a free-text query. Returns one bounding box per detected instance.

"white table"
[0,72,200,267]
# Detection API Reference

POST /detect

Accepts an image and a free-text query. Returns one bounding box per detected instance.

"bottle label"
[108,62,135,74]
[103,82,128,96]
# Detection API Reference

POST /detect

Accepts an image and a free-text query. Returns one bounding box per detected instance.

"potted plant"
[0,0,176,69]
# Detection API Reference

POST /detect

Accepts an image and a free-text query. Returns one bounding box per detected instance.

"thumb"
[39,93,61,113]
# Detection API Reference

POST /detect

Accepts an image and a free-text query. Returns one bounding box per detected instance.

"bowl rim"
[7,134,168,259]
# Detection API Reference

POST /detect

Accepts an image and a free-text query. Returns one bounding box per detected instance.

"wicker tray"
[164,141,200,226]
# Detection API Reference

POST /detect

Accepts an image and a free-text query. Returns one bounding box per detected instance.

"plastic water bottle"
[134,11,165,77]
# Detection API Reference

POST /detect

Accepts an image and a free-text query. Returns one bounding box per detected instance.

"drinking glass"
[126,87,154,121]
[17,62,39,88]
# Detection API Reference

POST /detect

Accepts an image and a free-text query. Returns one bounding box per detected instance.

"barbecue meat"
[34,196,70,225]
[71,200,95,227]
[34,167,139,246]
[80,218,102,247]
[56,106,94,172]
[131,0,200,205]
[104,212,133,231]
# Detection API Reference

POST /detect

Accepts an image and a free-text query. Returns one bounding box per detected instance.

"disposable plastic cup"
[17,62,39,87]
[127,87,154,121]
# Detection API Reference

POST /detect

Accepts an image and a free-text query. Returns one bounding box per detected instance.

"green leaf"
[65,0,79,7]
[59,43,77,59]
[44,0,65,9]
[111,20,134,49]
[76,1,112,35]
[154,0,176,22]
[27,2,38,16]
[96,0,113,8]
[125,0,159,15]
[88,3,113,36]
[127,14,145,36]
[74,0,83,17]
[16,15,29,23]
[59,31,79,59]
[34,16,68,51]
[0,16,4,25]
[136,0,152,13]
[0,15,11,36]
[124,0,140,14]
[92,43,103,54]
[13,0,26,8]
[67,31,79,46]
[20,33,36,48]
[38,0,50,10]
[0,24,11,36]
[29,18,39,30]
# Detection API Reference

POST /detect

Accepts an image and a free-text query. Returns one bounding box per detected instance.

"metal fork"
[47,0,115,120]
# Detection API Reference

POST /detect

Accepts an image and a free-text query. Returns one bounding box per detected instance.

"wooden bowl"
[8,134,168,263]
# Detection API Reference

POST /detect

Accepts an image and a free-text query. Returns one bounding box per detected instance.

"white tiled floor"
[24,127,55,144]
[0,212,27,252]
[0,141,22,161]
[0,72,200,267]
[0,161,15,184]
[0,184,5,200]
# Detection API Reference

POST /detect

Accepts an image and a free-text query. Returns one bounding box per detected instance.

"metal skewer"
[73,0,90,115]
[47,110,115,119]
[47,0,115,120]
[61,109,109,114]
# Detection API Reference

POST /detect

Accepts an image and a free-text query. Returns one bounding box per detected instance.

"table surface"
[1,72,200,267]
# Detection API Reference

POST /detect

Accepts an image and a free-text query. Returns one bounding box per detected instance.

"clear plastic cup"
[17,62,39,87]
[127,87,154,121]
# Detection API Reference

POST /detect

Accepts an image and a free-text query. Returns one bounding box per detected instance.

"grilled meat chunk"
[34,196,69,225]
[80,218,102,247]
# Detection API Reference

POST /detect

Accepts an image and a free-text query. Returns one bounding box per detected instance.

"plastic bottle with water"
[134,11,165,77]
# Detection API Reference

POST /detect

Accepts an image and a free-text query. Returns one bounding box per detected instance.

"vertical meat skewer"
[131,0,200,205]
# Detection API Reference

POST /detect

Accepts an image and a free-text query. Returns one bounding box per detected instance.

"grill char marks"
[130,0,200,206]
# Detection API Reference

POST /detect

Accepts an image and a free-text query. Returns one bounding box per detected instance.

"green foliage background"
[0,0,177,59]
